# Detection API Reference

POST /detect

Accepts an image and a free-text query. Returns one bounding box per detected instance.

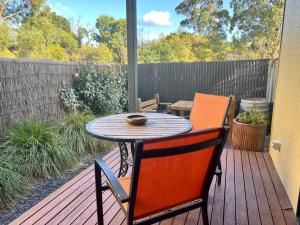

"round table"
[86,113,192,176]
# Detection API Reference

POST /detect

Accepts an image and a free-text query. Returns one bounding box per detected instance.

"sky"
[47,0,232,41]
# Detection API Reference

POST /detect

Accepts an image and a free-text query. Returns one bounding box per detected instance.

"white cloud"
[142,11,172,27]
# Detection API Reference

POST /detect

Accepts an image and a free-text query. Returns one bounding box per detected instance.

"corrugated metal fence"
[138,59,270,103]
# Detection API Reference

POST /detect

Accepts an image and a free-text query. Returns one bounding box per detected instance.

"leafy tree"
[71,17,88,48]
[16,6,77,60]
[95,15,127,63]
[49,11,72,33]
[0,0,44,24]
[175,0,230,39]
[75,44,113,62]
[138,32,230,63]
[0,22,16,52]
[230,0,284,59]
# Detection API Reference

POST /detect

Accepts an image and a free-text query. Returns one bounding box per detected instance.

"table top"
[170,100,193,111]
[85,113,192,142]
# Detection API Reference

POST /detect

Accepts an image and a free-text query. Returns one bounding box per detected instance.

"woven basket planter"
[232,119,267,152]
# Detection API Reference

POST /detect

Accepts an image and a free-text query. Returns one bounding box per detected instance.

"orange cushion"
[118,176,131,211]
[190,93,229,131]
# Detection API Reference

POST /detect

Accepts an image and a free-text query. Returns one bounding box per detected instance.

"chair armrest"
[159,102,173,110]
[159,102,172,106]
[95,158,129,203]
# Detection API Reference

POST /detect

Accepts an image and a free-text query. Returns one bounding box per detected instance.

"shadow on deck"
[10,147,297,225]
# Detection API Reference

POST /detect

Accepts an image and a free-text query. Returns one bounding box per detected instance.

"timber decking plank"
[185,208,200,225]
[210,149,228,225]
[249,152,274,225]
[10,148,297,225]
[172,212,188,225]
[108,208,126,225]
[46,154,121,225]
[255,153,286,225]
[159,218,175,225]
[10,150,118,225]
[224,148,236,225]
[234,149,248,225]
[71,201,97,225]
[263,154,293,210]
[241,151,261,225]
[22,153,121,225]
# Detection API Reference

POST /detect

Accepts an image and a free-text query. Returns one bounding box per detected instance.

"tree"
[230,0,284,59]
[71,17,88,48]
[16,6,77,61]
[49,11,72,33]
[95,15,127,63]
[175,0,230,39]
[75,44,113,62]
[0,0,44,24]
[138,32,223,63]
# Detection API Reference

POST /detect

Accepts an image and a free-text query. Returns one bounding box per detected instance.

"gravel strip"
[0,150,110,225]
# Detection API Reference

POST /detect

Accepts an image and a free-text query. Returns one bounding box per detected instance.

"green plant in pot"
[232,111,267,152]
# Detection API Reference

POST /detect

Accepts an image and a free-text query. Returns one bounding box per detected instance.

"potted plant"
[232,110,267,152]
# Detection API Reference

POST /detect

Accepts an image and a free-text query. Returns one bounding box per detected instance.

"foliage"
[119,65,128,112]
[0,0,44,24]
[73,65,126,114]
[175,0,230,39]
[60,113,114,157]
[74,44,113,62]
[60,83,81,113]
[236,111,267,125]
[0,159,27,209]
[0,119,78,179]
[230,0,284,59]
[95,16,127,63]
[138,32,233,63]
[0,0,284,63]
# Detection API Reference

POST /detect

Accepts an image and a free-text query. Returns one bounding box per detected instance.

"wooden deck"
[10,147,297,225]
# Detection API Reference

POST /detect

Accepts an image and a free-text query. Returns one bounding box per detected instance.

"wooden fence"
[0,58,121,133]
[0,58,273,134]
[138,59,270,103]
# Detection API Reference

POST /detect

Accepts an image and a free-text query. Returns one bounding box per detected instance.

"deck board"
[10,147,297,225]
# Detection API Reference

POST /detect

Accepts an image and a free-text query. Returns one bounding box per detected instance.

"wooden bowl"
[126,115,147,126]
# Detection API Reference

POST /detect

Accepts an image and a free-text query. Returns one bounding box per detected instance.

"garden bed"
[0,150,109,225]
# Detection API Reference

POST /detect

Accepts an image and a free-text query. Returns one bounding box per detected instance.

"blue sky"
[47,0,231,40]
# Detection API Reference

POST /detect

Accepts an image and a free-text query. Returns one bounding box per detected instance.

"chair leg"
[95,164,104,225]
[202,203,209,225]
[216,159,222,185]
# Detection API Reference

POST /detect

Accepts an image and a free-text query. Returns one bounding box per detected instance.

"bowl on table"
[126,115,148,125]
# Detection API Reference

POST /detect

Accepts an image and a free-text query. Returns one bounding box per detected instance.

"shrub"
[73,65,127,114]
[59,83,81,113]
[59,65,128,114]
[0,119,78,179]
[119,65,128,112]
[236,111,267,125]
[60,113,114,157]
[0,160,27,209]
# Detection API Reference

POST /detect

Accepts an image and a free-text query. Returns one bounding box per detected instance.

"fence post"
[266,59,279,103]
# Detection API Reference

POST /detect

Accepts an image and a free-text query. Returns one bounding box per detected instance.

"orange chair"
[189,93,232,185]
[95,127,229,225]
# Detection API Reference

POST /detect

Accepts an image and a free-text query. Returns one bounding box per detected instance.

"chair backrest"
[138,94,160,112]
[190,93,231,131]
[128,127,228,220]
